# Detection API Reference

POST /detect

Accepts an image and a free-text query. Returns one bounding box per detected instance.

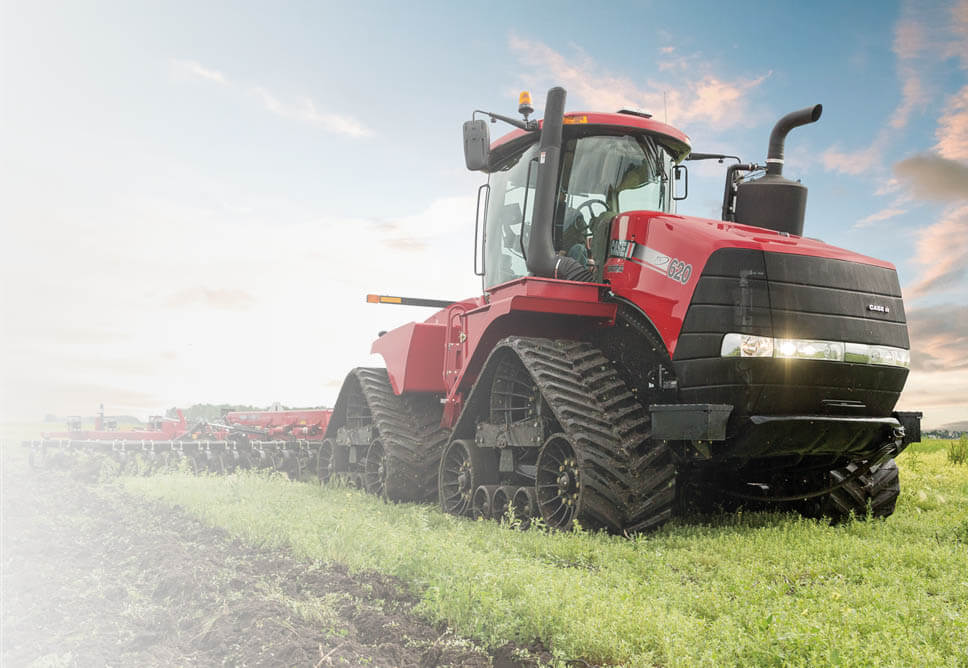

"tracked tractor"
[322,87,921,532]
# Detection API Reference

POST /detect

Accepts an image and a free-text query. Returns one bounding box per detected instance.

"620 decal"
[667,258,693,284]
[627,243,694,285]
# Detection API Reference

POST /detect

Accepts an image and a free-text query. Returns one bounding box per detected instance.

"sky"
[1,0,966,428]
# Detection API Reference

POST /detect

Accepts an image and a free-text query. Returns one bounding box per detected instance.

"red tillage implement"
[27,408,332,478]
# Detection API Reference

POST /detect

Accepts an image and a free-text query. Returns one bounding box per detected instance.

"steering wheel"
[576,199,608,224]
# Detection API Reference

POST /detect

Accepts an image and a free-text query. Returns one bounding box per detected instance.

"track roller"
[511,487,538,528]
[472,485,501,519]
[492,486,513,521]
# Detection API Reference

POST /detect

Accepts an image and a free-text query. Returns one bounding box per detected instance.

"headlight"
[774,338,844,361]
[722,334,908,368]
[845,343,911,368]
[721,333,772,357]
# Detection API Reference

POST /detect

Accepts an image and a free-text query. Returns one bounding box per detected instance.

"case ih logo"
[867,304,890,314]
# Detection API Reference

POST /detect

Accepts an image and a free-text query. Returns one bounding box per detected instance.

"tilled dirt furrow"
[2,461,546,667]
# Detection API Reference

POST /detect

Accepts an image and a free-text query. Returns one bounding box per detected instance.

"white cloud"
[854,207,907,228]
[822,132,889,175]
[904,203,968,299]
[170,58,227,85]
[508,35,769,131]
[891,16,928,129]
[935,85,968,160]
[896,367,968,428]
[168,58,371,138]
[822,2,966,176]
[252,87,372,137]
[0,193,478,420]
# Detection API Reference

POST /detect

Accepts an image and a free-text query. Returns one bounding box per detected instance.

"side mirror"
[463,119,490,171]
[673,164,688,201]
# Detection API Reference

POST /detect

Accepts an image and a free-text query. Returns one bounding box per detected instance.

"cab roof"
[488,111,692,170]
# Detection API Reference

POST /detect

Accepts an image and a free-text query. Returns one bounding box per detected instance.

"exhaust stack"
[766,104,823,176]
[734,104,822,236]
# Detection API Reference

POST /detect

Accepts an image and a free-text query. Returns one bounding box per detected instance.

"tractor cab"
[466,101,690,289]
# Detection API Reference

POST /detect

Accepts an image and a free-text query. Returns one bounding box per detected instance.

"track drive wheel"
[439,439,495,516]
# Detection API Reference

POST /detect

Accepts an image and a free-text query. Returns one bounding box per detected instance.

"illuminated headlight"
[774,338,844,361]
[722,334,909,368]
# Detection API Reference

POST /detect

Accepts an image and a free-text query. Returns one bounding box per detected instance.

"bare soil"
[2,455,552,667]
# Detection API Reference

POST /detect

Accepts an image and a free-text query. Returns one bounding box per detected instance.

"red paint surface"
[43,411,188,441]
[224,409,332,439]
[490,112,691,157]
[603,212,897,355]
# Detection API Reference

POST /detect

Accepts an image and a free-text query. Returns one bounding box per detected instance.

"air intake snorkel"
[733,104,823,236]
[526,87,593,282]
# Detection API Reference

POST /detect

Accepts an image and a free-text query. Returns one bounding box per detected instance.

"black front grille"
[672,248,909,418]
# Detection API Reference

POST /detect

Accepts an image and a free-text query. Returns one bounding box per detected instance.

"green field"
[116,440,968,667]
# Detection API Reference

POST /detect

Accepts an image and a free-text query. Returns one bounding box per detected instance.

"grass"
[119,438,968,667]
[949,435,968,465]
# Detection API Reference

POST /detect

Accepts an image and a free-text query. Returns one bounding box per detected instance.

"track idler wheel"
[316,439,334,483]
[439,439,495,517]
[536,433,586,530]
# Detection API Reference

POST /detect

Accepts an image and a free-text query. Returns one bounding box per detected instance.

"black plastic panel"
[681,304,774,336]
[764,253,902,296]
[672,248,909,418]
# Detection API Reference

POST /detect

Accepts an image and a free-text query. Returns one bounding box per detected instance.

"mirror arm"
[473,110,539,132]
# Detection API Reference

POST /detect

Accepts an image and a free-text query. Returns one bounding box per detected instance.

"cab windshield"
[482,130,675,289]
[560,132,674,219]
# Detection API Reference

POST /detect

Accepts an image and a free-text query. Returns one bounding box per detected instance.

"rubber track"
[500,337,675,533]
[347,368,449,503]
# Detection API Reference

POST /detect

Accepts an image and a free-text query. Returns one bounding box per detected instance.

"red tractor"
[322,87,920,532]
